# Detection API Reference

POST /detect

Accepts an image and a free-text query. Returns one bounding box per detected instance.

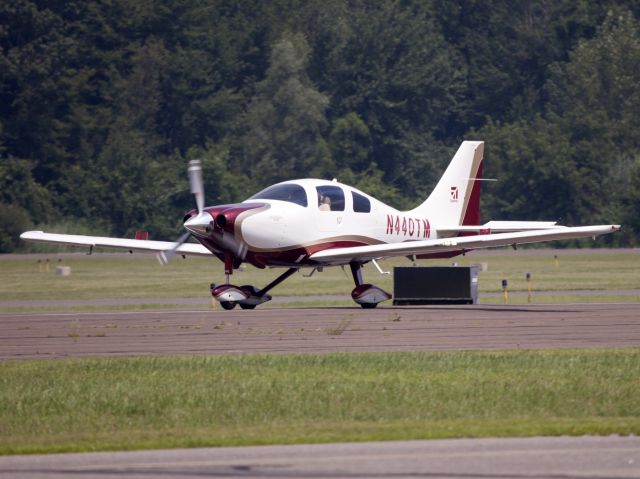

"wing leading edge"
[19,231,213,256]
[308,225,621,263]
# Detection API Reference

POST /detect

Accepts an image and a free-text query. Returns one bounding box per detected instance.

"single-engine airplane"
[21,141,620,309]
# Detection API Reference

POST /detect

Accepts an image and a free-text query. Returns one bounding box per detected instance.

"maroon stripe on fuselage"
[246,240,370,268]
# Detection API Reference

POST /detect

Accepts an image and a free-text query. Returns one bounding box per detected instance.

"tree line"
[1,0,639,251]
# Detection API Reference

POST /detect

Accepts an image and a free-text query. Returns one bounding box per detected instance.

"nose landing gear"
[211,284,271,310]
[210,267,298,310]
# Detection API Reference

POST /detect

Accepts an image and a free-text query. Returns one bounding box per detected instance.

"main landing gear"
[349,262,391,309]
[210,256,391,310]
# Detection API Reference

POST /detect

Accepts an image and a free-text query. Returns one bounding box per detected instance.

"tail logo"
[450,186,459,202]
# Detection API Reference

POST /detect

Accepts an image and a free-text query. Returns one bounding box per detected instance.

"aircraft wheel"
[220,301,237,310]
[360,303,378,309]
[239,303,256,310]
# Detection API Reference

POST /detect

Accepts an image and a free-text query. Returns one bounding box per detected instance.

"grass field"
[1,250,639,308]
[1,250,638,455]
[1,349,639,455]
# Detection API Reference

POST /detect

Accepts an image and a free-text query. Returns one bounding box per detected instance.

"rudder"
[408,141,484,227]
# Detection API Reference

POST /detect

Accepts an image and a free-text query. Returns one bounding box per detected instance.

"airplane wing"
[309,225,621,263]
[19,231,214,256]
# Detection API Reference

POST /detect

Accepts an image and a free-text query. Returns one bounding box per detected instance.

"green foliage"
[546,12,640,151]
[188,144,258,204]
[480,118,582,223]
[240,32,333,183]
[0,203,31,252]
[434,1,614,127]
[1,1,639,249]
[336,163,409,210]
[330,112,371,170]
[479,10,640,240]
[0,157,52,218]
[622,161,640,245]
[318,1,466,184]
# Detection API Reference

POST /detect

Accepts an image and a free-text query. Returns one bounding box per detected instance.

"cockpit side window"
[249,184,308,207]
[316,185,345,211]
[352,191,371,213]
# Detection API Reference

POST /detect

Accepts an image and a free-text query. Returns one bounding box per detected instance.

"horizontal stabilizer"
[437,221,560,235]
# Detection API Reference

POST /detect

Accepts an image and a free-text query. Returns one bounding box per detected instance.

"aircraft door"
[315,185,345,233]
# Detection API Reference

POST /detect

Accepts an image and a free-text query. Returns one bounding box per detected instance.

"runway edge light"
[502,279,509,304]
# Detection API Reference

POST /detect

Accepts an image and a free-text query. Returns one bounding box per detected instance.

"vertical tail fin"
[408,141,484,226]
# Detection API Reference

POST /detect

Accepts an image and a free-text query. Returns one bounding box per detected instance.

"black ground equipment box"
[393,266,479,305]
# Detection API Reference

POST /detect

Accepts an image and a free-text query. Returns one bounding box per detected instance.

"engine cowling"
[204,203,267,236]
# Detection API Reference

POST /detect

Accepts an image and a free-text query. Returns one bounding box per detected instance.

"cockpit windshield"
[248,183,308,207]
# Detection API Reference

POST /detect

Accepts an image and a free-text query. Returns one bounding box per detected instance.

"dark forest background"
[2,0,639,251]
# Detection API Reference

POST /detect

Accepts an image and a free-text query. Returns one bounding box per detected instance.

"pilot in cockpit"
[318,195,331,211]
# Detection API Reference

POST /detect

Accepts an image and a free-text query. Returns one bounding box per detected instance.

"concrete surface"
[1,435,639,478]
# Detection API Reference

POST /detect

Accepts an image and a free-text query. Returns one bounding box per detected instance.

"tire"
[360,303,377,309]
[220,301,236,310]
[239,285,259,310]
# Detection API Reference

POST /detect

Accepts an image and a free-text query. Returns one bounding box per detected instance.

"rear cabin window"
[352,191,371,213]
[316,185,345,211]
[249,184,308,207]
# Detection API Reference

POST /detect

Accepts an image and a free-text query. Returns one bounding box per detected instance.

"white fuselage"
[237,179,435,261]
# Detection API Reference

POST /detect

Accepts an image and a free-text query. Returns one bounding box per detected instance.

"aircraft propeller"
[188,159,205,215]
[157,159,205,264]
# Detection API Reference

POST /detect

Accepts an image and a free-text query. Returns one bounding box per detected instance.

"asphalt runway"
[2,436,639,478]
[2,305,639,477]
[1,302,639,359]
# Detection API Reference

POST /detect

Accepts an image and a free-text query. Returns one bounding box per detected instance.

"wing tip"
[20,230,44,240]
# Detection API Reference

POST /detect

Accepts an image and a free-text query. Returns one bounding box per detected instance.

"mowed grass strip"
[1,349,639,454]
[1,251,639,304]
